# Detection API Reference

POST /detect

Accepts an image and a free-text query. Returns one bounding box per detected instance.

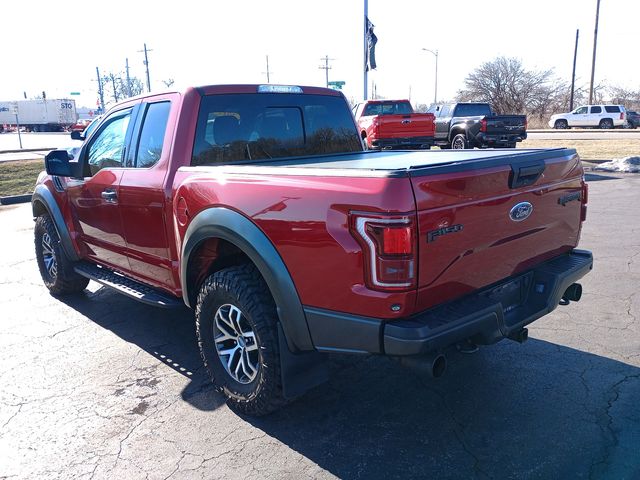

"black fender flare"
[180,207,314,352]
[448,122,469,143]
[31,184,79,262]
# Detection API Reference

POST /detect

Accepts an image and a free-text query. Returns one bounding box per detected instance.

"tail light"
[581,181,588,222]
[524,117,528,130]
[350,213,417,291]
[620,112,625,120]
[480,119,487,132]
[371,117,379,137]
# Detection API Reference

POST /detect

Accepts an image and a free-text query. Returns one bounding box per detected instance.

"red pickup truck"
[34,84,592,416]
[353,99,435,150]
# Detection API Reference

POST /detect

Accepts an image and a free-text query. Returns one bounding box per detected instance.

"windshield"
[192,93,362,166]
[84,117,101,139]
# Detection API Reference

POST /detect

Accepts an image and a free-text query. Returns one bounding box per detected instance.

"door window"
[590,106,602,114]
[135,102,171,168]
[87,109,132,175]
[574,107,588,114]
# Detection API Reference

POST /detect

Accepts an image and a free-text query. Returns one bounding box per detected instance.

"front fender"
[31,184,79,262]
[180,207,314,352]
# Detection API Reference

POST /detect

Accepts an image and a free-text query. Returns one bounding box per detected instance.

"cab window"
[134,102,171,168]
[574,107,588,114]
[87,109,132,175]
[590,106,602,114]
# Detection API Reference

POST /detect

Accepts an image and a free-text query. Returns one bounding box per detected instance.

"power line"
[318,55,335,88]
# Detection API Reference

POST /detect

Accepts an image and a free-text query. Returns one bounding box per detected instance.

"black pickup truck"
[427,103,527,149]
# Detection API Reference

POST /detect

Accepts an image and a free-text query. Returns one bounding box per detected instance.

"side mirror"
[45,150,80,177]
[70,130,84,141]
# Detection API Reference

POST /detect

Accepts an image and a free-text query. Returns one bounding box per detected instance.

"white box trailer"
[0,99,77,132]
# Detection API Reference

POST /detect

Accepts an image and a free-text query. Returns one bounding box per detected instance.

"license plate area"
[482,273,532,315]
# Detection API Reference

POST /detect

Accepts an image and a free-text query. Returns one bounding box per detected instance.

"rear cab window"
[192,93,361,165]
[453,104,491,117]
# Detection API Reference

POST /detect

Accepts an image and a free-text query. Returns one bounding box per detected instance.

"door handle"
[101,190,118,203]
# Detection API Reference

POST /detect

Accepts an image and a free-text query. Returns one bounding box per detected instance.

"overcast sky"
[2,0,638,109]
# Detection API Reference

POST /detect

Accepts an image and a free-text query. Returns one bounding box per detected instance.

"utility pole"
[422,48,439,105]
[570,29,579,111]
[319,55,334,88]
[363,0,368,100]
[125,58,132,97]
[109,73,119,102]
[95,67,105,113]
[589,0,601,105]
[139,43,153,92]
[263,55,271,83]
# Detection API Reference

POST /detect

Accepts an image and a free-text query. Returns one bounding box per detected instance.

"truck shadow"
[58,284,226,410]
[59,285,640,478]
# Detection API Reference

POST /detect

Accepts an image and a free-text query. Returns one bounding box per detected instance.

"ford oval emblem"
[509,202,533,222]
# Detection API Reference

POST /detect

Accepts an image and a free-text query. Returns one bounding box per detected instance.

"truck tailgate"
[485,115,527,135]
[378,113,435,139]
[410,149,584,311]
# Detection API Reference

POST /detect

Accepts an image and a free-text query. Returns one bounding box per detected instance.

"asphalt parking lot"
[1,171,639,480]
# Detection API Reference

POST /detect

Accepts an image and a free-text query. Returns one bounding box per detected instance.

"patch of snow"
[594,156,640,173]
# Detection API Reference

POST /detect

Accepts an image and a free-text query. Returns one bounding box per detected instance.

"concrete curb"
[0,148,54,155]
[0,194,33,205]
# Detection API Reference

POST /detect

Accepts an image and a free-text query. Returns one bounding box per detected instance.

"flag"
[366,17,377,71]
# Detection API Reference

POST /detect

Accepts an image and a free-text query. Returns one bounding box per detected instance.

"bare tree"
[457,57,566,115]
[162,78,175,88]
[101,72,144,103]
[608,85,640,111]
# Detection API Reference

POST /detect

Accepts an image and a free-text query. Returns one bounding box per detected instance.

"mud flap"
[278,323,329,399]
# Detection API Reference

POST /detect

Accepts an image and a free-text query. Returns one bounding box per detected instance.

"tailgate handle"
[509,161,545,189]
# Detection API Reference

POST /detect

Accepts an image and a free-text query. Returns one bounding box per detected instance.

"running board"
[74,262,183,309]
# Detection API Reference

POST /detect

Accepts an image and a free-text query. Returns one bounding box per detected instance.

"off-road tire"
[34,214,89,295]
[451,133,468,149]
[195,264,287,416]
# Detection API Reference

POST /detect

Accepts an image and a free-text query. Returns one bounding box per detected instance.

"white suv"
[549,105,626,129]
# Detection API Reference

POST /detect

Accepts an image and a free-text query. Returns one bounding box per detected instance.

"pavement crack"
[589,372,640,479]
[1,403,23,430]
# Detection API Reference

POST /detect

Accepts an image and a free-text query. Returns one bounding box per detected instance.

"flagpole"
[364,0,368,100]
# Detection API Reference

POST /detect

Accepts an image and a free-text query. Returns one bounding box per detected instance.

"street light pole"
[422,48,439,104]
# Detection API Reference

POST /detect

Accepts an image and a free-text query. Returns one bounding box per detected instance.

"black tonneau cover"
[184,148,577,178]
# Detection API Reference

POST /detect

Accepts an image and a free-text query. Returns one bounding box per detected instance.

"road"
[528,130,640,140]
[1,173,639,479]
[0,132,80,152]
[1,130,640,154]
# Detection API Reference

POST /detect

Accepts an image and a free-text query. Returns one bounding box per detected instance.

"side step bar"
[74,262,184,309]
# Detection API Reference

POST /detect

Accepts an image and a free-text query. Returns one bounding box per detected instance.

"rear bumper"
[370,136,434,149]
[473,131,527,147]
[305,249,592,356]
